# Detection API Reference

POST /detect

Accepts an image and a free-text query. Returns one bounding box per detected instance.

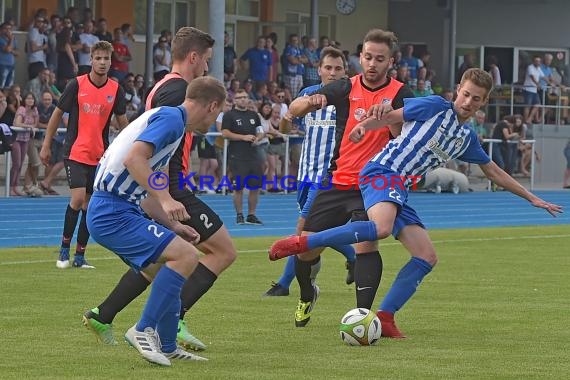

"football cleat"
[164,346,208,361]
[72,255,95,269]
[124,325,171,366]
[262,282,290,297]
[177,320,207,351]
[376,310,406,339]
[56,247,70,269]
[294,284,320,327]
[82,308,118,345]
[269,236,309,261]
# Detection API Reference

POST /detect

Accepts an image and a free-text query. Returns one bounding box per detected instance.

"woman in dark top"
[56,26,77,91]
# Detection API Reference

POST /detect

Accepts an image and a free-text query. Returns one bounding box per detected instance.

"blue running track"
[0,191,568,248]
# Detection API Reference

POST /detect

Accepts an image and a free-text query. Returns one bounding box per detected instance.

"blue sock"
[379,257,433,314]
[332,244,356,262]
[136,266,185,332]
[156,297,181,354]
[307,221,377,250]
[277,255,296,288]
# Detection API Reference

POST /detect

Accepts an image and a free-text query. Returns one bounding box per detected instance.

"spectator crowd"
[2,7,562,197]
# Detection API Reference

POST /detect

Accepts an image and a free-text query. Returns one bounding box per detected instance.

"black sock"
[96,269,150,324]
[309,256,321,282]
[296,256,320,302]
[76,209,90,248]
[180,263,218,319]
[354,251,383,310]
[62,205,80,248]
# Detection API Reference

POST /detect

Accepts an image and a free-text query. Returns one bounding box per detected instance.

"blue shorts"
[523,90,540,106]
[360,162,424,238]
[87,191,176,271]
[296,181,319,218]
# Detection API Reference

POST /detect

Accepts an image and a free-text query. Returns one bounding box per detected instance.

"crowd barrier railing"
[487,84,570,125]
[482,138,535,191]
[1,130,300,197]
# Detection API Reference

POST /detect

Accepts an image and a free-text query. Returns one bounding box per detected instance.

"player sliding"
[270,68,563,337]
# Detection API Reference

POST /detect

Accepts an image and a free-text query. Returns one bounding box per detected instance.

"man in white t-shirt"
[78,21,100,75]
[523,56,545,124]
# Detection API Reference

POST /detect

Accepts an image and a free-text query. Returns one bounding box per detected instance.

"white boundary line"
[1,233,569,266]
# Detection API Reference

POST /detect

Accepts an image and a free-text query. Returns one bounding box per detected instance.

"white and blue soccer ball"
[339,308,381,346]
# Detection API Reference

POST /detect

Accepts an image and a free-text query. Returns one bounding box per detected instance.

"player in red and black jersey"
[83,27,237,353]
[40,40,128,269]
[271,29,414,337]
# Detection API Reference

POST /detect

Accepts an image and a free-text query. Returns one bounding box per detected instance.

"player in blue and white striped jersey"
[87,77,226,365]
[270,69,562,337]
[295,93,336,185]
[263,47,356,297]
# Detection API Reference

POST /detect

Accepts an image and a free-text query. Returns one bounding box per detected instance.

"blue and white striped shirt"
[296,84,337,183]
[94,106,187,203]
[370,96,490,177]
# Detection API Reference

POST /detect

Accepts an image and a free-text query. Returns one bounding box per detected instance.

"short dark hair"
[171,27,215,62]
[460,68,493,96]
[91,40,113,56]
[319,47,346,68]
[186,76,227,106]
[363,29,399,55]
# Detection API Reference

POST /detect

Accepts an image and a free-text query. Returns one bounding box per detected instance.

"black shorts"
[228,159,263,190]
[198,138,217,159]
[303,185,369,232]
[171,189,224,241]
[64,159,97,193]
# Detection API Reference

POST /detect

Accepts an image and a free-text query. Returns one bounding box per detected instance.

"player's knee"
[218,246,237,268]
[177,248,199,274]
[418,251,438,267]
[374,224,392,240]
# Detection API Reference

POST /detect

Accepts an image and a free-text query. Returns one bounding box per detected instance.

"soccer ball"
[339,308,381,346]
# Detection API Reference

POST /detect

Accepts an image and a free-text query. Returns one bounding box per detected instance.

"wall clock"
[336,0,357,15]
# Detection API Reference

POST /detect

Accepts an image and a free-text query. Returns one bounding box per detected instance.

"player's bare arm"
[288,94,327,119]
[349,108,404,143]
[479,161,563,217]
[123,141,190,222]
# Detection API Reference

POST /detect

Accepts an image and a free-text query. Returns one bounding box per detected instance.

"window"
[226,0,259,17]
[2,0,20,26]
[284,12,334,41]
[58,0,96,18]
[134,0,195,35]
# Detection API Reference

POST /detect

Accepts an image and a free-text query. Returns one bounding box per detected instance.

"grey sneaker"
[236,213,245,225]
[245,214,263,225]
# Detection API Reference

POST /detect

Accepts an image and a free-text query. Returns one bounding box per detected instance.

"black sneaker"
[263,282,290,297]
[245,214,263,225]
[345,260,355,285]
[236,213,245,225]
